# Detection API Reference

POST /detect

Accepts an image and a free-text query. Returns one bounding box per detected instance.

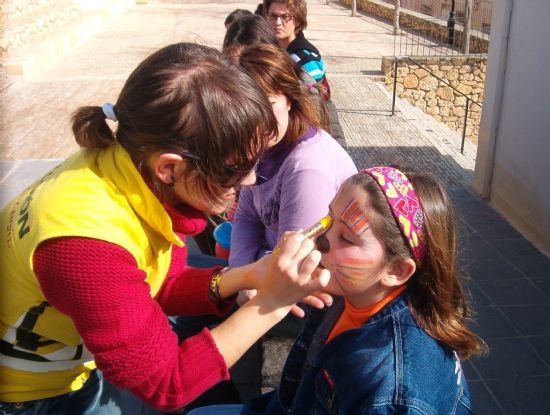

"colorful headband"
[362,167,427,263]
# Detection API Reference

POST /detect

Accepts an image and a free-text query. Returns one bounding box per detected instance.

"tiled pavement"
[1,1,549,413]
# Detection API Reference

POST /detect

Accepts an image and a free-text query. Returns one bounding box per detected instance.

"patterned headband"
[362,167,427,263]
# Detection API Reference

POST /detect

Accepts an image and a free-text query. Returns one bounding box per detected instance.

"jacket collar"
[287,31,320,55]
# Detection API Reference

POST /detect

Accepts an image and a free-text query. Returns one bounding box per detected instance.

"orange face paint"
[341,199,370,235]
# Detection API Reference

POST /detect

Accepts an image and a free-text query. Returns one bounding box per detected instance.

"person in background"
[224,8,252,30]
[224,43,356,307]
[223,14,279,50]
[222,15,330,134]
[0,43,332,414]
[264,0,331,100]
[188,167,487,415]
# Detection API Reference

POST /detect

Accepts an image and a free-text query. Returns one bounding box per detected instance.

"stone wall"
[339,0,489,53]
[1,0,83,58]
[382,56,486,142]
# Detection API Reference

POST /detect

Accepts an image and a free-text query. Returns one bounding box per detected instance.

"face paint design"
[341,199,371,236]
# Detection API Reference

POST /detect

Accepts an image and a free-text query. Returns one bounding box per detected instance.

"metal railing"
[381,0,493,34]
[390,56,482,154]
[394,23,489,57]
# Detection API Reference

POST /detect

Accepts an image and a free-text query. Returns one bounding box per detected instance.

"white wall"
[474,0,550,254]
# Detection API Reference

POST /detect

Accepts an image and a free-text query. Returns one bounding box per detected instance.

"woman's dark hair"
[263,0,307,34]
[224,8,252,29]
[71,43,277,204]
[224,43,322,144]
[223,14,278,50]
[349,170,487,360]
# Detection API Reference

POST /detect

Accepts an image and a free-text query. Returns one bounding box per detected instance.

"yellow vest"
[0,144,183,402]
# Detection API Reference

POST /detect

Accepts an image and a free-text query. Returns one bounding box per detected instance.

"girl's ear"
[382,258,416,288]
[151,153,184,185]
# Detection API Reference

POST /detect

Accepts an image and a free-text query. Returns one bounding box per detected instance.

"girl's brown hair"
[71,43,277,205]
[224,43,323,144]
[350,171,487,360]
[263,0,307,34]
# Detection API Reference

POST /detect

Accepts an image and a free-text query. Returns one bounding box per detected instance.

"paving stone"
[476,279,548,306]
[485,376,550,415]
[531,278,550,298]
[469,306,519,339]
[471,338,548,379]
[500,305,550,336]
[467,381,505,415]
[527,336,550,367]
[464,281,492,307]
[463,239,526,282]
[488,238,550,278]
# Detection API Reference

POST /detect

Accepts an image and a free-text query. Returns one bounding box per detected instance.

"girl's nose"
[315,233,330,253]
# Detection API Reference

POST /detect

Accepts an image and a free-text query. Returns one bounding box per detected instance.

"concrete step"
[1,1,82,58]
[2,1,134,78]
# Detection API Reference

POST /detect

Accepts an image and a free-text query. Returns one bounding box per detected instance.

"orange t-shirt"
[326,286,407,343]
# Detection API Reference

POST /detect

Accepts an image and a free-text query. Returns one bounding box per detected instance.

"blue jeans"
[187,404,244,415]
[0,370,158,415]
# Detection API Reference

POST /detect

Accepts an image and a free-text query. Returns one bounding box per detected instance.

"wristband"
[209,267,230,301]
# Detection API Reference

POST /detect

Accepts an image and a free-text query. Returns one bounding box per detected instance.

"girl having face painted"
[189,167,487,415]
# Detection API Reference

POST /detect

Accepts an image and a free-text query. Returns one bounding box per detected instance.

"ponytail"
[71,106,116,149]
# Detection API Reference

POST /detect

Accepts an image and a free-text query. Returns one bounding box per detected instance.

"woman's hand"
[211,233,330,369]
[252,232,331,317]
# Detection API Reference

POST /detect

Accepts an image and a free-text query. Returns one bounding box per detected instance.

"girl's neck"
[346,284,404,309]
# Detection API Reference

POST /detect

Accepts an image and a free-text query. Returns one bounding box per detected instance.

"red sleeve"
[34,237,230,412]
[156,201,236,316]
[155,236,234,316]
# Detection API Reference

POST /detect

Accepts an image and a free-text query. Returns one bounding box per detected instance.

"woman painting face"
[319,182,392,308]
[267,94,291,148]
[152,152,258,215]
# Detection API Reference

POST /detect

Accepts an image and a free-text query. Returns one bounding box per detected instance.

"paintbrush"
[300,214,333,239]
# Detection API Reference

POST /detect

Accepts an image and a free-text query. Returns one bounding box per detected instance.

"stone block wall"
[1,0,83,58]
[339,0,489,54]
[382,56,486,142]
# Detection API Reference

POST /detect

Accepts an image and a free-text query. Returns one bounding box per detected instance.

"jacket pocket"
[313,368,338,414]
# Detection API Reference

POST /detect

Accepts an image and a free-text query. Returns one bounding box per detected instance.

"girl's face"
[267,94,291,148]
[319,182,392,308]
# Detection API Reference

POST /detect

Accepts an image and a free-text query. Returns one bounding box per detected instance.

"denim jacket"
[243,292,473,415]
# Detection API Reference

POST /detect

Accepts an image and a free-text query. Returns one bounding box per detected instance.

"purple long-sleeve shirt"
[229,127,357,267]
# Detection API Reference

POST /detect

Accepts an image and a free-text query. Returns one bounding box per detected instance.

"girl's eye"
[339,234,355,245]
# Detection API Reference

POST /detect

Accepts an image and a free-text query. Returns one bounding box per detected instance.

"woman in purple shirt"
[225,44,357,302]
